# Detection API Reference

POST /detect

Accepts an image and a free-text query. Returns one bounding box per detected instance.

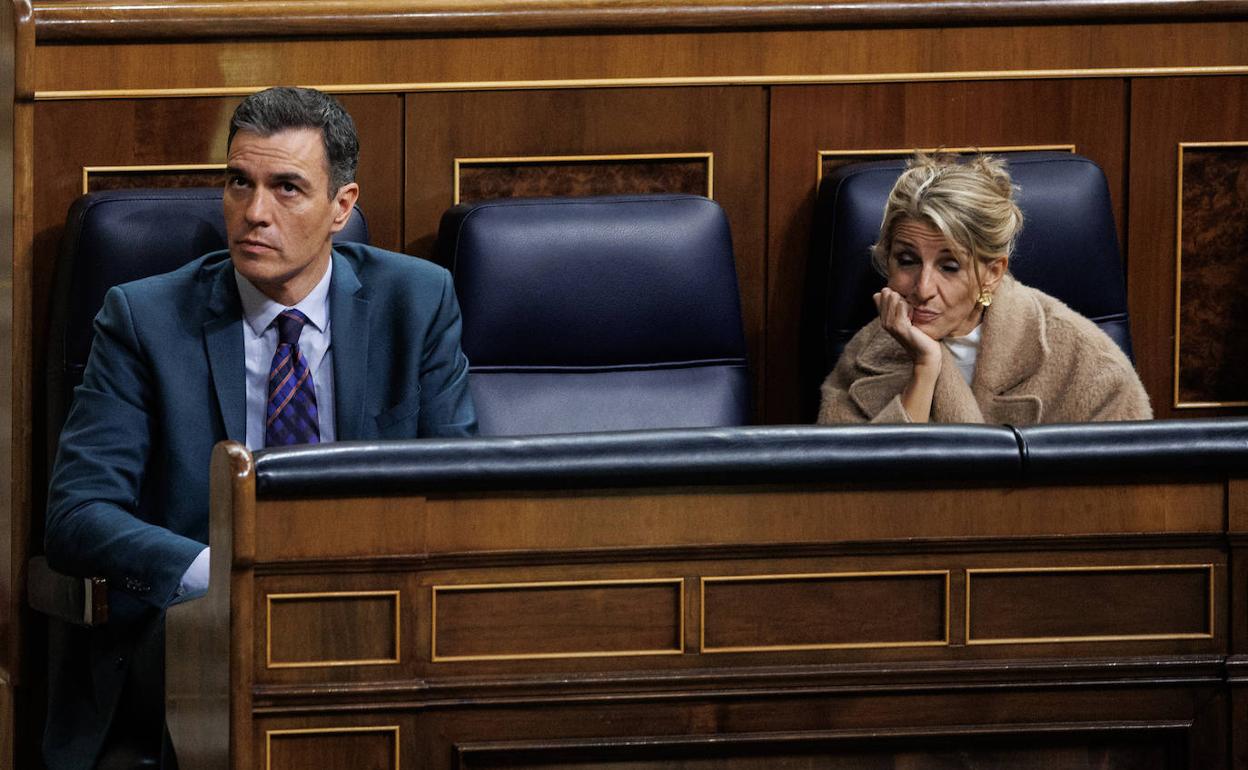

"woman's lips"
[910,309,939,324]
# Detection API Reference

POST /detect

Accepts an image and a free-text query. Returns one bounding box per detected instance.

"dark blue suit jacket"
[42,242,476,768]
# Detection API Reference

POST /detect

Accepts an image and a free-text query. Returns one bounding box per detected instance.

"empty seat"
[439,194,749,435]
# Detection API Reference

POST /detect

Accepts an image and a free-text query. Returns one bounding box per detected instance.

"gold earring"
[976,289,993,308]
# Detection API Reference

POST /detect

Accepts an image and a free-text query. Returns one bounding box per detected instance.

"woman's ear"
[982,255,1009,292]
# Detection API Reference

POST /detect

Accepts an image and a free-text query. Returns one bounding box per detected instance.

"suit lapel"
[202,261,247,442]
[329,250,370,440]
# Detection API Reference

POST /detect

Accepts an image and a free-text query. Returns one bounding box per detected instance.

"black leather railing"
[251,419,1248,499]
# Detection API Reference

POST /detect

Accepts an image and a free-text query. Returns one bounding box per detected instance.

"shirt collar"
[235,255,334,337]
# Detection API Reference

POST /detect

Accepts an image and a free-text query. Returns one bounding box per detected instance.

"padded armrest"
[1015,418,1248,478]
[253,425,1024,496]
[27,556,108,626]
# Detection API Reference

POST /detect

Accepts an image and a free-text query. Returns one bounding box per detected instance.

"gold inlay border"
[700,570,951,654]
[431,577,686,662]
[266,725,400,770]
[266,590,402,669]
[816,145,1075,187]
[32,65,1248,101]
[82,163,227,195]
[965,564,1216,645]
[1173,141,1248,409]
[452,152,714,205]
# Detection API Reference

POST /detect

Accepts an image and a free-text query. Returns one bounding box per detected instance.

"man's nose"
[244,189,272,226]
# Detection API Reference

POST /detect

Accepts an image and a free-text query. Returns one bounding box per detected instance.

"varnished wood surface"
[158,442,1248,769]
[28,22,1248,96]
[1129,77,1248,419]
[28,0,1248,41]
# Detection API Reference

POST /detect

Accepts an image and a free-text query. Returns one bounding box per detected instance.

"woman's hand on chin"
[874,288,942,368]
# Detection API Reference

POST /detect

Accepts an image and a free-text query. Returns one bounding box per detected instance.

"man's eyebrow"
[270,171,311,186]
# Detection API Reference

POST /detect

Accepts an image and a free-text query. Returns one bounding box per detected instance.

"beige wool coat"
[817,276,1152,424]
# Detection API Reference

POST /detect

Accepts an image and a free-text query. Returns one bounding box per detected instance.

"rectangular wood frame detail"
[265,590,402,669]
[265,725,400,770]
[431,577,686,662]
[700,570,951,653]
[815,145,1076,187]
[965,564,1216,645]
[1172,140,1248,409]
[452,152,714,205]
[81,163,228,195]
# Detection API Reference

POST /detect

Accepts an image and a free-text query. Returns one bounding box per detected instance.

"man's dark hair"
[228,86,359,195]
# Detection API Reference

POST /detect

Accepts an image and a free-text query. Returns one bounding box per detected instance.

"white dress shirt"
[176,259,337,603]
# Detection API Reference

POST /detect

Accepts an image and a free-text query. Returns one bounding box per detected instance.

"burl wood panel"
[85,167,226,192]
[266,591,400,667]
[1129,76,1248,418]
[267,726,398,770]
[967,566,1213,643]
[405,88,767,420]
[701,572,947,652]
[432,580,683,660]
[1176,145,1248,406]
[768,79,1127,422]
[457,156,710,205]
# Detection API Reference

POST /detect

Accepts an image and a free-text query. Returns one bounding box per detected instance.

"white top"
[943,324,982,386]
[235,260,337,450]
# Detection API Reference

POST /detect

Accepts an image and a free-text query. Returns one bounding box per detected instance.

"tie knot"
[275,309,310,346]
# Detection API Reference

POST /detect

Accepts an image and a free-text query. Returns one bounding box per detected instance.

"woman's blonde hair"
[871,153,1024,280]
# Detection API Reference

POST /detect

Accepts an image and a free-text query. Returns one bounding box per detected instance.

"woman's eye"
[939,261,961,273]
[894,252,918,266]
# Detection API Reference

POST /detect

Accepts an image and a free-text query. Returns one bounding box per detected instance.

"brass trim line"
[816,145,1075,187]
[265,590,402,669]
[266,725,400,770]
[431,577,685,662]
[33,65,1248,101]
[1173,141,1248,409]
[82,163,226,195]
[452,152,714,205]
[965,564,1216,646]
[700,570,951,654]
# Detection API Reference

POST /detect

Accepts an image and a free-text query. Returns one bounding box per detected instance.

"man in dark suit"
[42,86,476,769]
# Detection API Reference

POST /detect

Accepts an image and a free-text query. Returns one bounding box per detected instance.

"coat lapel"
[329,250,370,440]
[202,261,247,443]
[974,277,1046,424]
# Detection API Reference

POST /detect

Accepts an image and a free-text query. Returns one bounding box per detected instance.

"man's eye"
[227,176,248,188]
[281,182,299,194]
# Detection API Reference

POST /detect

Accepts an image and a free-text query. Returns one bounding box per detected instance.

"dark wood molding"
[30,0,1248,42]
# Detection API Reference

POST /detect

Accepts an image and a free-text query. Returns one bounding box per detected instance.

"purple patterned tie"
[265,309,320,447]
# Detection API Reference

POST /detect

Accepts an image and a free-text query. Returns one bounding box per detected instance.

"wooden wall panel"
[1130,77,1248,419]
[405,88,768,419]
[767,79,1127,423]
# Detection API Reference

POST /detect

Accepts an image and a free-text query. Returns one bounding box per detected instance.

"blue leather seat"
[439,194,749,435]
[806,152,1132,418]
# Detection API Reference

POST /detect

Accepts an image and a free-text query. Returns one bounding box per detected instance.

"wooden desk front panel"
[228,479,1232,769]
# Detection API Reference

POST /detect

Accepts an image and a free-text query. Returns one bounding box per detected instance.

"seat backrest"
[47,187,369,452]
[806,151,1132,417]
[439,194,749,436]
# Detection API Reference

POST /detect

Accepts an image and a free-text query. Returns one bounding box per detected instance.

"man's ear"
[982,255,1009,292]
[329,182,360,233]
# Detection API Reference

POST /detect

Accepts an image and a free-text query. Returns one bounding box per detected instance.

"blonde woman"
[817,154,1151,424]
